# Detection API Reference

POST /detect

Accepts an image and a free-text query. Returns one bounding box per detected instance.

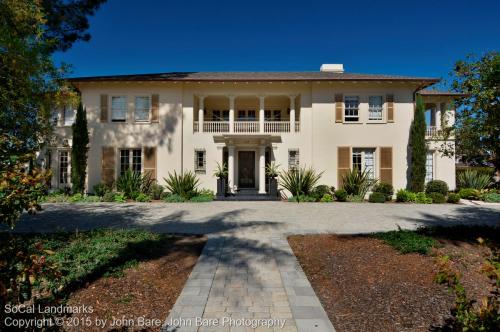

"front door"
[238,151,255,188]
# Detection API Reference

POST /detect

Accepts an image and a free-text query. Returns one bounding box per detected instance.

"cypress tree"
[409,95,427,192]
[71,102,89,194]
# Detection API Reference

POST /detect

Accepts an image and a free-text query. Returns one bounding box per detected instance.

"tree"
[450,52,500,171]
[71,102,89,194]
[409,95,427,192]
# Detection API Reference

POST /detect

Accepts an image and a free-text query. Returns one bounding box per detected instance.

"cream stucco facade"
[42,66,457,196]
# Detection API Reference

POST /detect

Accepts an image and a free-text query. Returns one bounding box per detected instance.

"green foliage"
[396,189,412,202]
[334,189,348,202]
[189,194,214,202]
[320,194,333,202]
[409,95,427,193]
[197,188,215,199]
[311,185,332,201]
[428,192,446,204]
[134,193,151,202]
[415,192,433,204]
[374,229,437,255]
[113,193,126,203]
[482,192,500,203]
[372,182,394,201]
[447,193,461,204]
[457,169,492,190]
[163,194,186,203]
[149,183,164,200]
[425,180,449,196]
[71,102,89,194]
[341,168,377,198]
[346,194,364,202]
[92,183,110,197]
[368,192,386,203]
[213,161,228,178]
[288,195,316,202]
[164,170,200,200]
[116,169,153,199]
[279,166,323,202]
[265,162,280,178]
[69,193,84,202]
[101,192,125,203]
[458,188,482,200]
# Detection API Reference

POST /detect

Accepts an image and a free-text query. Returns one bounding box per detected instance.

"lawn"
[0,229,206,331]
[288,226,499,332]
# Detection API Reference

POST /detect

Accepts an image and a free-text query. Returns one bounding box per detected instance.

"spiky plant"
[341,168,377,198]
[457,169,491,190]
[116,169,143,199]
[279,166,323,202]
[164,170,200,200]
[265,162,280,178]
[213,161,228,178]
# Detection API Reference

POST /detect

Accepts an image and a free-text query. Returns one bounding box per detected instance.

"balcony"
[425,126,442,138]
[193,121,300,133]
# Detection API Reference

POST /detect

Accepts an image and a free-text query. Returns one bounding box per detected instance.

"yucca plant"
[164,170,200,200]
[116,169,142,199]
[279,166,323,202]
[213,161,228,178]
[265,162,280,178]
[457,169,491,190]
[341,168,377,198]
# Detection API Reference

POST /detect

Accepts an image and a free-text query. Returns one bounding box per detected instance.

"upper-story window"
[135,96,150,122]
[50,110,59,126]
[212,110,229,121]
[368,96,383,121]
[64,106,75,126]
[344,96,359,122]
[111,96,127,122]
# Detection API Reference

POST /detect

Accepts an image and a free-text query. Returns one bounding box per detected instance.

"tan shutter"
[379,147,393,185]
[101,146,115,185]
[143,147,157,180]
[151,94,159,123]
[386,94,394,122]
[337,147,351,188]
[100,94,108,122]
[335,94,343,123]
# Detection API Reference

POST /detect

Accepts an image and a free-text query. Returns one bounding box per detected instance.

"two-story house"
[43,64,457,197]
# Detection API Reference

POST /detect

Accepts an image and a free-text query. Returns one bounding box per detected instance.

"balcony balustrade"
[193,121,300,133]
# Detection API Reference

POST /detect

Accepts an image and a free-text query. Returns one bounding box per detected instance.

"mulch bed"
[64,236,206,332]
[288,234,494,332]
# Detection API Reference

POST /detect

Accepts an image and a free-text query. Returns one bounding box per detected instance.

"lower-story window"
[59,150,69,184]
[352,148,375,179]
[425,152,434,183]
[120,149,142,175]
[194,149,206,174]
[288,149,299,170]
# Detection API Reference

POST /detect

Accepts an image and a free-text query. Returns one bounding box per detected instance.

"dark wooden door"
[238,151,255,188]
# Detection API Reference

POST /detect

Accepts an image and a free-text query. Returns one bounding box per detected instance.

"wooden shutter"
[101,147,115,185]
[143,147,157,180]
[337,147,350,188]
[151,94,159,123]
[335,94,343,123]
[100,94,108,122]
[379,147,393,185]
[386,94,394,122]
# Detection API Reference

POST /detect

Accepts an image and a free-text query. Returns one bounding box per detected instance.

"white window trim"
[344,96,360,123]
[425,151,435,183]
[368,96,384,122]
[58,149,71,186]
[352,148,376,179]
[111,96,128,122]
[118,148,143,176]
[194,149,206,174]
[134,95,151,123]
[288,149,300,170]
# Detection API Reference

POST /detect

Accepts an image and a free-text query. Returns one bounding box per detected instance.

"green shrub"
[373,182,394,201]
[320,194,333,202]
[482,192,500,203]
[369,192,386,203]
[279,167,323,201]
[311,185,332,201]
[428,192,446,204]
[346,194,364,202]
[102,192,116,202]
[116,170,153,199]
[82,195,100,203]
[43,193,68,203]
[92,183,110,197]
[425,180,449,196]
[149,183,164,200]
[447,193,461,204]
[190,194,213,202]
[396,189,412,202]
[341,168,377,197]
[415,192,432,204]
[135,193,151,202]
[113,193,126,203]
[407,192,417,202]
[69,193,84,203]
[334,189,348,202]
[457,169,491,190]
[458,188,481,200]
[374,229,437,254]
[163,194,186,203]
[197,188,215,199]
[288,195,316,202]
[164,170,200,200]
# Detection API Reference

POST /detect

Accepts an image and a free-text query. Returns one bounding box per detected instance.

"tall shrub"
[71,102,89,194]
[409,95,427,192]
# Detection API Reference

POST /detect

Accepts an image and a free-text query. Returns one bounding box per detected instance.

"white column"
[198,96,205,133]
[289,95,296,133]
[259,96,265,133]
[228,145,235,193]
[258,145,266,194]
[435,102,441,128]
[229,96,235,133]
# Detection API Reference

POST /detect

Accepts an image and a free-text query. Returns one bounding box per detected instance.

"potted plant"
[213,161,228,198]
[266,162,280,197]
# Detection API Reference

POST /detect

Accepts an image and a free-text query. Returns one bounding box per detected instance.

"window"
[425,152,434,183]
[238,110,246,120]
[64,106,75,126]
[120,149,141,175]
[135,96,150,122]
[352,148,376,179]
[247,110,256,121]
[273,110,281,121]
[368,96,383,121]
[344,96,359,122]
[111,96,127,122]
[50,110,59,126]
[288,149,299,170]
[59,151,69,184]
[265,110,272,121]
[212,110,221,121]
[194,149,206,173]
[222,110,229,121]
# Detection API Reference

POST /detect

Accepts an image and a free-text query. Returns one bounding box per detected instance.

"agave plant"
[116,169,153,199]
[213,161,228,178]
[279,166,323,202]
[164,170,200,200]
[341,168,377,198]
[265,162,280,178]
[457,169,491,190]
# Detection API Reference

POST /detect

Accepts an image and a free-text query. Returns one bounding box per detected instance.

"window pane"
[120,150,130,175]
[212,110,221,121]
[112,96,127,121]
[132,149,141,173]
[345,96,359,121]
[222,110,229,121]
[352,149,362,172]
[64,106,75,126]
[425,152,433,183]
[364,149,375,179]
[247,110,256,121]
[288,150,299,170]
[59,151,69,184]
[369,96,383,120]
[273,110,281,121]
[194,150,206,173]
[135,96,150,121]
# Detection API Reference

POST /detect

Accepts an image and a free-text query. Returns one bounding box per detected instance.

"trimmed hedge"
[425,180,449,196]
[334,189,348,202]
[447,193,461,204]
[369,192,386,203]
[373,182,394,201]
[428,192,446,204]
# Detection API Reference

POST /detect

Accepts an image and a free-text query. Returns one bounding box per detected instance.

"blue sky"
[54,0,499,85]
